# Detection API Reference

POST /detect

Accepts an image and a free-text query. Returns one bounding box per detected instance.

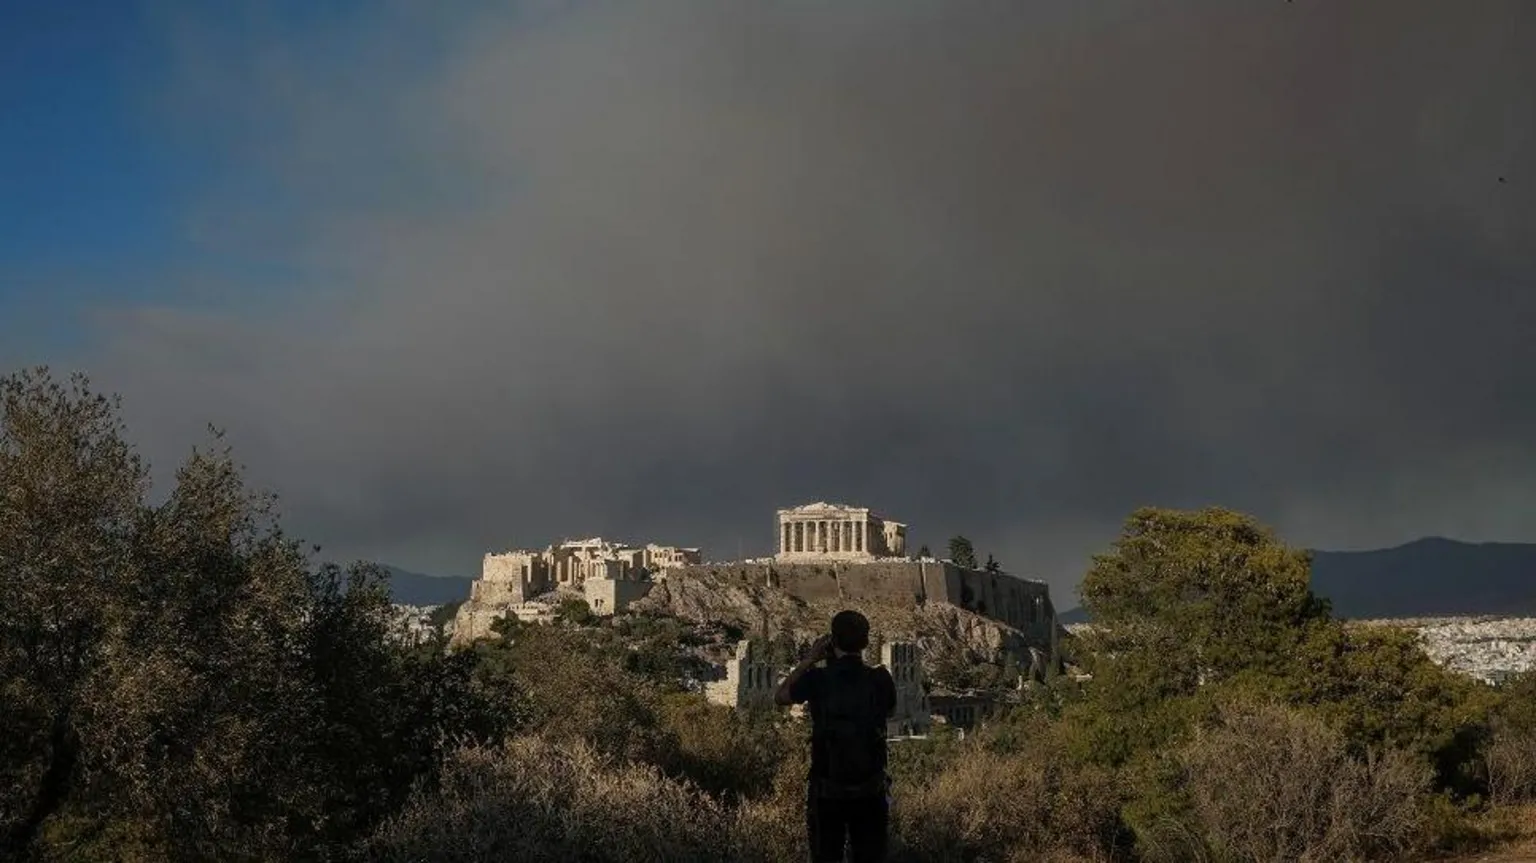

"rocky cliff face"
[634,568,1053,686]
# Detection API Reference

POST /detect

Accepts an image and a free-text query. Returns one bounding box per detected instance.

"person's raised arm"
[774,634,832,707]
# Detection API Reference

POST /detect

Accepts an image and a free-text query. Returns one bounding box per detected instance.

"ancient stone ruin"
[453,536,700,642]
[701,638,935,738]
[451,502,1062,670]
[881,641,932,737]
[703,641,778,711]
[775,502,908,562]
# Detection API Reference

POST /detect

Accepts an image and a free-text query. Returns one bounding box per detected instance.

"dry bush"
[657,696,789,802]
[1485,725,1536,806]
[364,736,742,863]
[892,745,1124,862]
[730,744,811,863]
[492,626,680,767]
[1177,702,1432,862]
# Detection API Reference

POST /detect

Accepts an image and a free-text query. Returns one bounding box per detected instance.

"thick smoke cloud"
[84,1,1535,602]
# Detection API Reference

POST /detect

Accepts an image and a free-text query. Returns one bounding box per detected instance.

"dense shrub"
[365,737,742,863]
[1484,725,1536,806]
[1168,702,1432,863]
[1484,672,1536,805]
[656,696,790,802]
[469,624,678,765]
[892,743,1125,862]
[1288,623,1497,791]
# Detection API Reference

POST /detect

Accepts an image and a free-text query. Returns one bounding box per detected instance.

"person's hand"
[809,634,834,661]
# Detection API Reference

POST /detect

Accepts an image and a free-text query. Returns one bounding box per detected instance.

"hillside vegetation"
[6,366,1536,862]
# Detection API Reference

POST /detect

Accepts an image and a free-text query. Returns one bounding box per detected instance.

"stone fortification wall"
[658,560,1057,649]
[663,562,926,606]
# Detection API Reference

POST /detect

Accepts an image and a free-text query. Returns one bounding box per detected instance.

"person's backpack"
[818,663,886,791]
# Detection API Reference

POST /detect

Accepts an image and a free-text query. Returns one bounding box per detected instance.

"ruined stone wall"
[584,577,654,617]
[452,604,508,643]
[704,642,778,710]
[480,553,546,605]
[881,641,931,736]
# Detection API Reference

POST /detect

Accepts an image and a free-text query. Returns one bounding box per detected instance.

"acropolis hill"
[452,502,1061,673]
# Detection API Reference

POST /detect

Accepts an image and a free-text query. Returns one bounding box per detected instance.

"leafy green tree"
[0,369,145,857]
[1283,622,1495,790]
[427,599,463,633]
[947,536,977,570]
[1079,506,1330,690]
[1071,505,1493,805]
[555,596,595,626]
[984,554,1001,573]
[0,368,509,861]
[1066,507,1334,770]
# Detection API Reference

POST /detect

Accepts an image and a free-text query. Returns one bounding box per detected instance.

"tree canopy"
[0,368,508,861]
[1068,506,1493,795]
[947,535,977,570]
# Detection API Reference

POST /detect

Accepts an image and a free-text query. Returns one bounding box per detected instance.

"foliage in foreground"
[0,369,511,861]
[4,366,1534,862]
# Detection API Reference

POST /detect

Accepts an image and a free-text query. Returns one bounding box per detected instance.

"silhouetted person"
[775,609,897,862]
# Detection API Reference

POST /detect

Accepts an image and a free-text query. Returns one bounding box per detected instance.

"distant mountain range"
[1057,537,1536,624]
[377,565,473,606]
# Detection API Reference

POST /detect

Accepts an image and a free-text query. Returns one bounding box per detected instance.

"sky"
[2,1,1533,605]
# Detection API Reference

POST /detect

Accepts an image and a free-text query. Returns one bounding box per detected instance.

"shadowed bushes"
[366,729,1128,863]
[1485,725,1536,806]
[1164,702,1431,863]
[891,744,1125,862]
[365,737,742,863]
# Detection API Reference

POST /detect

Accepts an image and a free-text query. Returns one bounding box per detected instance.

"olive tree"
[1,368,507,861]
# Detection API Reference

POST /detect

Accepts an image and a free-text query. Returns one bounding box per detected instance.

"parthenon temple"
[774,502,907,562]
